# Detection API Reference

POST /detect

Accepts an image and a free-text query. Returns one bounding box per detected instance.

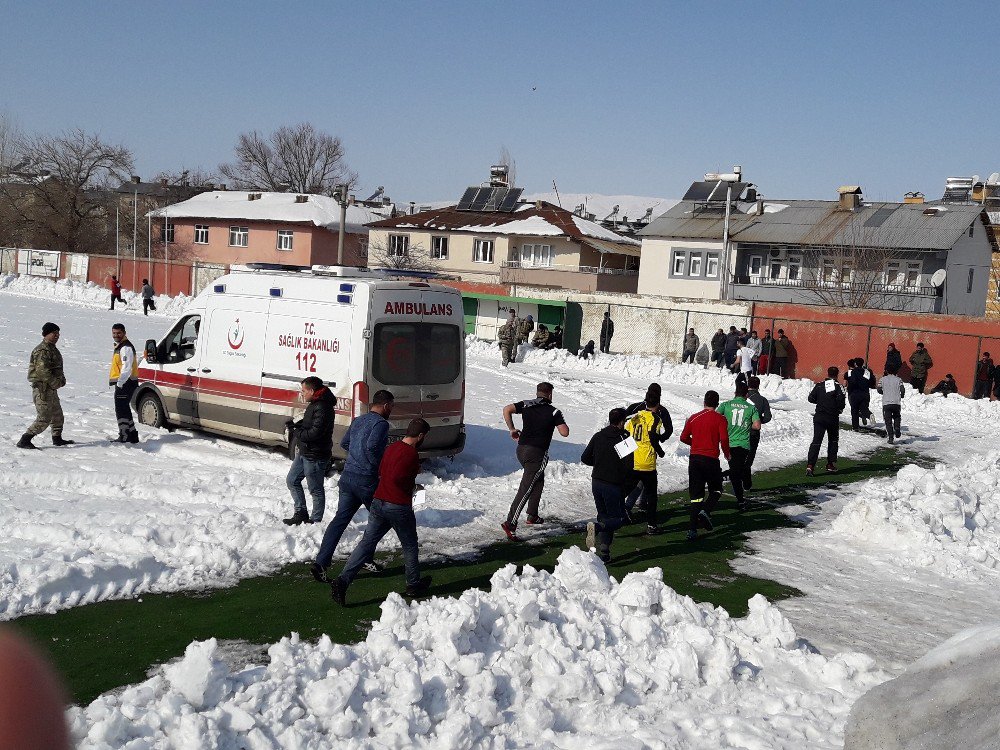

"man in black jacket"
[600,312,615,353]
[284,376,336,525]
[581,408,633,562]
[710,329,726,368]
[744,376,771,488]
[845,358,876,429]
[806,366,847,476]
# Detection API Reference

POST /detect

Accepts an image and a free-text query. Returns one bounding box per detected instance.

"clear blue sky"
[3,1,997,203]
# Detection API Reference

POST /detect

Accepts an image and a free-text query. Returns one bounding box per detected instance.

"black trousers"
[728,446,749,503]
[507,445,548,524]
[592,480,626,556]
[114,379,138,439]
[882,405,901,438]
[682,350,696,364]
[807,417,839,467]
[143,298,156,315]
[910,376,926,394]
[848,391,872,429]
[775,357,788,377]
[600,335,612,353]
[625,470,658,525]
[973,380,991,399]
[747,430,761,472]
[688,455,722,531]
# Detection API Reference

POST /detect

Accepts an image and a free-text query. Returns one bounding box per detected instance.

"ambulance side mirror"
[144,339,158,363]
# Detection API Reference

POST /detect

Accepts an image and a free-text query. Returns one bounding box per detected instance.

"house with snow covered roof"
[150,190,392,268]
[639,183,995,316]
[368,191,642,294]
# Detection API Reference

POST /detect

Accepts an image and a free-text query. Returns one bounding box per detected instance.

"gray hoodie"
[878,375,905,406]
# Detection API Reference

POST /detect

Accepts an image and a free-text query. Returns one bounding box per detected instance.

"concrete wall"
[637,238,724,299]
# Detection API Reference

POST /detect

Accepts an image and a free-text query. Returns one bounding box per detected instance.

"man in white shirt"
[748,331,762,373]
[733,339,755,386]
[110,323,140,443]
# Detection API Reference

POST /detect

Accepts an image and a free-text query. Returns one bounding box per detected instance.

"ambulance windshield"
[373,323,461,386]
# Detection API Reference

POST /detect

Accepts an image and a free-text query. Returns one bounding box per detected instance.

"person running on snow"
[908,342,933,394]
[845,358,876,429]
[330,418,433,605]
[140,279,156,315]
[623,393,668,535]
[717,382,761,511]
[311,389,395,581]
[283,376,335,526]
[973,352,994,399]
[806,366,846,476]
[732,338,755,385]
[600,311,615,353]
[516,314,534,345]
[878,364,905,444]
[930,374,958,397]
[623,384,673,516]
[501,382,569,540]
[109,323,140,443]
[109,275,127,310]
[745,376,771,488]
[680,390,730,541]
[17,322,74,449]
[497,310,518,367]
[582,408,634,563]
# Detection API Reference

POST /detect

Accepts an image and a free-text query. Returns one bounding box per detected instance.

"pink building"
[151,191,392,267]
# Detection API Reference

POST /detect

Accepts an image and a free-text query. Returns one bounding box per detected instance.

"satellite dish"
[930,269,947,288]
[973,175,981,184]
[989,172,1000,186]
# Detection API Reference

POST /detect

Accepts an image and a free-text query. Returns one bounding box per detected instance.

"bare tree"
[0,112,21,179]
[368,236,441,273]
[498,145,517,186]
[0,129,133,254]
[220,123,357,195]
[153,166,221,189]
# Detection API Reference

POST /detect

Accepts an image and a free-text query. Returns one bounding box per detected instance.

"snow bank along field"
[4,274,1000,747]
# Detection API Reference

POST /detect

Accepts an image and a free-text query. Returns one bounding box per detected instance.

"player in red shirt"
[679,390,730,541]
[330,418,432,605]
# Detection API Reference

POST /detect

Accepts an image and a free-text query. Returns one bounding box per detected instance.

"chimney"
[409,201,415,215]
[131,175,141,184]
[295,195,309,203]
[903,191,925,204]
[755,198,765,216]
[535,200,543,209]
[837,185,862,211]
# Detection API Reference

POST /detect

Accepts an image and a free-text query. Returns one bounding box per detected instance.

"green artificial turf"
[12,447,914,705]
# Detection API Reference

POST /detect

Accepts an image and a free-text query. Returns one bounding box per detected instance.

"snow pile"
[830,453,1000,580]
[0,273,188,317]
[70,548,885,749]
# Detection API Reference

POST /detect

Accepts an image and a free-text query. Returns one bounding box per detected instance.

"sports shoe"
[330,578,346,606]
[16,434,37,449]
[686,530,698,541]
[283,511,309,526]
[805,465,814,477]
[826,463,837,473]
[895,430,901,439]
[524,516,545,525]
[403,575,432,598]
[52,436,75,446]
[362,561,384,573]
[888,435,895,445]
[585,522,597,550]
[598,552,611,564]
[501,521,519,541]
[309,562,329,583]
[645,524,660,536]
[697,510,714,531]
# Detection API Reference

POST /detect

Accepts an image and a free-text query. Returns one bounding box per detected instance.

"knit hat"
[42,322,60,336]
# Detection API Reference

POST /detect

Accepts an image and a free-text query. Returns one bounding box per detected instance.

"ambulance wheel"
[137,392,167,429]
[287,431,301,460]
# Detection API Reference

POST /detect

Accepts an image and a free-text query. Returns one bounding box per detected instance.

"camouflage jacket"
[498,321,517,346]
[28,341,65,390]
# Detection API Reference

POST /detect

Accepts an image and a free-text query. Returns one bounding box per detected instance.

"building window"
[194,225,209,244]
[229,226,249,247]
[277,230,293,251]
[841,260,853,284]
[359,239,368,259]
[671,251,687,276]
[769,261,782,280]
[388,234,410,257]
[689,253,703,276]
[748,255,763,277]
[821,257,837,284]
[164,221,174,243]
[431,236,449,260]
[906,261,922,287]
[787,254,802,280]
[473,238,494,263]
[706,252,720,278]
[968,268,975,293]
[521,243,553,267]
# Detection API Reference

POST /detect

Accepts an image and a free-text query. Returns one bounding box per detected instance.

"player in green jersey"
[717,382,761,511]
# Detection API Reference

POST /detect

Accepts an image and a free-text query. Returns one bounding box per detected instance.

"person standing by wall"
[329,418,433,605]
[806,366,846,476]
[973,352,994,399]
[748,331,762,373]
[717,382,761,511]
[679,390,730,541]
[311,390,394,581]
[879,365,905,444]
[497,310,518,367]
[109,275,127,310]
[908,343,933,394]
[581,408,633,563]
[758,329,774,375]
[723,326,740,369]
[711,328,726,369]
[284,376,335,526]
[517,314,534,345]
[774,329,792,377]
[109,323,140,444]
[884,343,903,376]
[682,328,699,364]
[600,311,615,354]
[745,376,771,488]
[732,337,755,386]
[501,382,570,540]
[140,279,156,315]
[17,323,73,449]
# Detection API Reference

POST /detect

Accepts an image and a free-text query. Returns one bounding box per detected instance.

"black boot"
[126,430,139,444]
[52,436,75,446]
[16,433,37,449]
[283,510,309,526]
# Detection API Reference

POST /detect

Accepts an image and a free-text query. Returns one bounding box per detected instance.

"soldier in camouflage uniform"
[18,322,74,449]
[516,314,535,345]
[497,310,518,368]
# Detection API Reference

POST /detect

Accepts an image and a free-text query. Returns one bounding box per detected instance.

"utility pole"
[704,165,742,301]
[132,188,138,290]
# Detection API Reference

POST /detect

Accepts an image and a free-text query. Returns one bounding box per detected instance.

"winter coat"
[724,332,740,352]
[110,278,122,295]
[581,425,634,487]
[27,341,65,390]
[683,333,700,353]
[748,337,762,358]
[759,335,775,356]
[908,349,933,378]
[931,379,957,396]
[141,283,155,299]
[546,331,563,349]
[601,317,614,340]
[808,379,846,420]
[517,318,534,342]
[846,367,876,394]
[774,335,791,358]
[976,358,994,382]
[531,327,550,348]
[710,332,726,354]
[294,387,335,461]
[498,320,517,346]
[747,390,772,425]
[884,349,903,373]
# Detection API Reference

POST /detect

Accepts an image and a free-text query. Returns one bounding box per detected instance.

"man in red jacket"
[679,390,730,541]
[330,418,432,605]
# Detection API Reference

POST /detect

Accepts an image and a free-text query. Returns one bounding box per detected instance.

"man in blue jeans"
[331,418,432,604]
[310,389,394,582]
[581,408,634,562]
[283,376,335,525]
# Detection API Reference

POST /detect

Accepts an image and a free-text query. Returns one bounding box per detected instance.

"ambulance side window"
[161,315,202,363]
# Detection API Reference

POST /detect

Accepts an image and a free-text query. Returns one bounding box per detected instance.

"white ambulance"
[134,266,466,459]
